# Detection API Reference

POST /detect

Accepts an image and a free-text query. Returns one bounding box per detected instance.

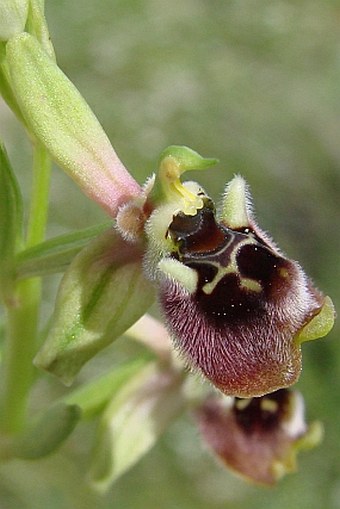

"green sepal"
[10,403,81,459]
[62,359,148,420]
[89,362,185,492]
[0,142,23,298]
[294,296,335,345]
[15,221,111,279]
[0,0,29,41]
[34,229,155,385]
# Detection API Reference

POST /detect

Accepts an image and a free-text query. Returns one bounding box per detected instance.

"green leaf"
[0,142,23,297]
[62,359,148,420]
[11,403,81,459]
[34,229,155,385]
[89,362,185,492]
[15,221,111,279]
[0,0,29,41]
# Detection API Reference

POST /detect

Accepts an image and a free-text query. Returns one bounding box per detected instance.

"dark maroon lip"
[158,197,324,398]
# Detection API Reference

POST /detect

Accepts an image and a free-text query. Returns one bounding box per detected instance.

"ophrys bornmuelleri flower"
[144,146,334,398]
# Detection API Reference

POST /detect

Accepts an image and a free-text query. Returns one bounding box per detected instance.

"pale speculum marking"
[167,203,284,322]
[180,230,263,297]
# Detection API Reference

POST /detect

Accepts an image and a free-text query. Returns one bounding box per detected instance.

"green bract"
[34,230,155,385]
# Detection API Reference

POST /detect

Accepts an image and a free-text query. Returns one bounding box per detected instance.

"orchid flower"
[195,388,322,485]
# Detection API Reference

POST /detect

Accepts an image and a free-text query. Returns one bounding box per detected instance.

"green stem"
[2,279,41,434]
[26,143,51,248]
[1,143,51,434]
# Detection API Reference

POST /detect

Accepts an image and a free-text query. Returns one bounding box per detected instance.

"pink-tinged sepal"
[6,33,141,217]
[195,389,322,485]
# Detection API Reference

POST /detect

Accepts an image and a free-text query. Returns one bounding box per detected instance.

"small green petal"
[220,175,251,228]
[295,296,335,344]
[0,0,29,41]
[158,145,218,174]
[34,230,155,385]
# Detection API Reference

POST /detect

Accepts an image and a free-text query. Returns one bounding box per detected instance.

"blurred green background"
[0,0,340,508]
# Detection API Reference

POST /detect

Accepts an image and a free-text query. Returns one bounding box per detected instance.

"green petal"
[220,175,251,229]
[34,229,155,385]
[89,362,185,492]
